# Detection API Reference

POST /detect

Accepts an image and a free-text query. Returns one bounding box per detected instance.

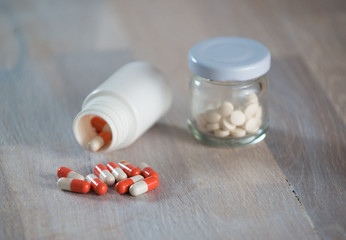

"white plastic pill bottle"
[188,37,271,147]
[73,61,172,152]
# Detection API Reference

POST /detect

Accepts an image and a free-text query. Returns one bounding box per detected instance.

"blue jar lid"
[188,37,271,81]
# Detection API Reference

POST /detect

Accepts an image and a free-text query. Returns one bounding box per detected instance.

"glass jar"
[187,37,271,147]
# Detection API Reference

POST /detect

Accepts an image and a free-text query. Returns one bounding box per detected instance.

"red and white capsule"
[90,116,111,133]
[57,167,85,180]
[138,162,159,179]
[94,164,115,186]
[57,178,90,193]
[106,162,127,182]
[114,175,144,194]
[86,174,107,195]
[129,176,159,197]
[118,160,140,177]
[88,131,112,152]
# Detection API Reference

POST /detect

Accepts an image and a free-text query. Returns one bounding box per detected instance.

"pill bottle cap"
[188,37,271,81]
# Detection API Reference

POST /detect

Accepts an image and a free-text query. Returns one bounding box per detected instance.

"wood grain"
[267,57,346,239]
[0,0,345,239]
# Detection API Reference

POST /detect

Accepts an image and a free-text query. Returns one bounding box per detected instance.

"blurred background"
[0,0,345,239]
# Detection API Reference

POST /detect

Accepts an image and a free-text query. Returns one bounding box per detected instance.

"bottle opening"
[73,113,113,152]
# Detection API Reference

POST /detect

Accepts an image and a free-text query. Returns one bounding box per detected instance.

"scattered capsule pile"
[196,93,262,138]
[87,116,112,152]
[57,161,159,197]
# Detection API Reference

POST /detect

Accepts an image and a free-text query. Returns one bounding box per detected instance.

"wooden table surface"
[1,0,345,239]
